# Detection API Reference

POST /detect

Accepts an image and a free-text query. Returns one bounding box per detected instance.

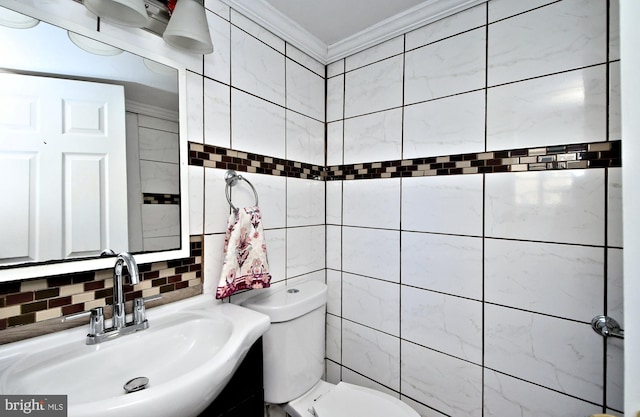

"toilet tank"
[242,280,327,404]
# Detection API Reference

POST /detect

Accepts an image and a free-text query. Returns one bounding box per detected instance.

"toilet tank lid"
[241,280,327,323]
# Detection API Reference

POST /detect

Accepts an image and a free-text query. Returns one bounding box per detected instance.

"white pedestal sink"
[0,295,270,417]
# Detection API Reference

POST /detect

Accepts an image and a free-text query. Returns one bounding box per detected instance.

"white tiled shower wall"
[326,1,623,417]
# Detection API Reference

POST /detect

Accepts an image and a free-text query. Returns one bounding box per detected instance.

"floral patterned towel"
[216,206,271,299]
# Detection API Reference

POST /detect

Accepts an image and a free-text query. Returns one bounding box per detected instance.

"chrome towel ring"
[224,170,259,211]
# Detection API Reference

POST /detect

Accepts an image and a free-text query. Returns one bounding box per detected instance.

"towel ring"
[224,170,259,211]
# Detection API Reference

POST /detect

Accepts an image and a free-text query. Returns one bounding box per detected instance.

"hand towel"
[216,206,271,299]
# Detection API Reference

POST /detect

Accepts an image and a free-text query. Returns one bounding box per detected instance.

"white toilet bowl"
[283,380,419,417]
[241,280,419,417]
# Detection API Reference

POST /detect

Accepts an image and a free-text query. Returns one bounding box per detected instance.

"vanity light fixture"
[80,0,213,54]
[162,0,213,54]
[0,7,39,28]
[83,0,151,27]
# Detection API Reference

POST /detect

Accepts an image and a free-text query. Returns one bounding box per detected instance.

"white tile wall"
[344,55,404,118]
[487,66,607,150]
[401,340,482,417]
[404,28,485,104]
[344,108,403,164]
[403,91,485,158]
[485,170,605,245]
[183,1,623,416]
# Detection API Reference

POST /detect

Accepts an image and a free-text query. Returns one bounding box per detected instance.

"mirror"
[0,4,189,280]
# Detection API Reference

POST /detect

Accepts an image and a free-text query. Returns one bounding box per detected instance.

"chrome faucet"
[65,251,160,345]
[112,252,140,330]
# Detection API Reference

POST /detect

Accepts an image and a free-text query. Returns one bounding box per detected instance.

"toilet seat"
[311,382,419,417]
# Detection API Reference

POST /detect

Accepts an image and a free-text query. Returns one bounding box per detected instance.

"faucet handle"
[88,307,105,336]
[133,298,147,325]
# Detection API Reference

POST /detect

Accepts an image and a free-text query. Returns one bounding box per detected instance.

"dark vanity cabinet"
[198,338,264,417]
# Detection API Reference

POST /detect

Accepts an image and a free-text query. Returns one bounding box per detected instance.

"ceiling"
[224,0,486,64]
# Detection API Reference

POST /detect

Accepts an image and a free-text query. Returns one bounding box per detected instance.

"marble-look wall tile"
[230,10,284,53]
[344,56,403,118]
[346,36,404,72]
[485,170,605,245]
[231,26,285,105]
[488,0,607,86]
[487,66,606,151]
[231,89,286,158]
[342,227,400,282]
[401,340,482,417]
[404,28,486,105]
[483,369,602,417]
[326,121,343,166]
[327,59,345,77]
[204,10,231,84]
[286,44,325,77]
[264,228,286,283]
[487,0,557,23]
[286,111,324,166]
[404,91,485,159]
[204,0,229,19]
[325,361,341,385]
[342,320,400,390]
[344,108,403,164]
[402,174,483,236]
[326,313,341,362]
[608,167,623,247]
[286,59,325,121]
[204,233,226,294]
[326,226,342,270]
[188,166,204,235]
[608,247,624,325]
[607,336,624,412]
[286,178,325,227]
[327,74,344,123]
[204,78,231,147]
[326,181,342,225]
[343,273,400,336]
[286,225,325,278]
[609,61,621,141]
[342,368,399,398]
[406,4,486,50]
[141,205,180,237]
[401,287,482,364]
[401,232,482,300]
[326,270,342,315]
[484,305,603,402]
[138,128,179,163]
[609,0,620,61]
[186,71,204,143]
[203,168,229,234]
[485,239,604,321]
[343,178,400,229]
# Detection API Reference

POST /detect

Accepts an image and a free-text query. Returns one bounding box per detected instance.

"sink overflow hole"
[287,288,299,294]
[124,376,149,394]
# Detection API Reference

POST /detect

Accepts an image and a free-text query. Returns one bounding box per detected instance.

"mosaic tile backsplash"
[0,236,203,343]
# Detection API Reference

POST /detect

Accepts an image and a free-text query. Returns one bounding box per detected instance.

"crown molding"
[327,0,487,63]
[222,0,328,63]
[220,0,486,65]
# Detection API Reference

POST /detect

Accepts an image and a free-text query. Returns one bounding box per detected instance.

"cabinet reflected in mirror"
[0,6,181,270]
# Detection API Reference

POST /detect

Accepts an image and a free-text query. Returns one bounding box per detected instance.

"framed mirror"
[0,2,189,281]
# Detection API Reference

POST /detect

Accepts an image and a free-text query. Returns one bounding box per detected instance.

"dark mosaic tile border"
[0,237,203,332]
[189,142,324,180]
[189,141,621,181]
[143,193,181,205]
[327,141,621,180]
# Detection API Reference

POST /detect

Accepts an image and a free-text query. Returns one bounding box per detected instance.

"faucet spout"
[112,252,140,329]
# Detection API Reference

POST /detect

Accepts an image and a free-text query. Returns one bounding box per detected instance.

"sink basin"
[0,295,270,417]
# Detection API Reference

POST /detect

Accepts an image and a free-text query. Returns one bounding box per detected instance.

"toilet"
[242,280,419,417]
